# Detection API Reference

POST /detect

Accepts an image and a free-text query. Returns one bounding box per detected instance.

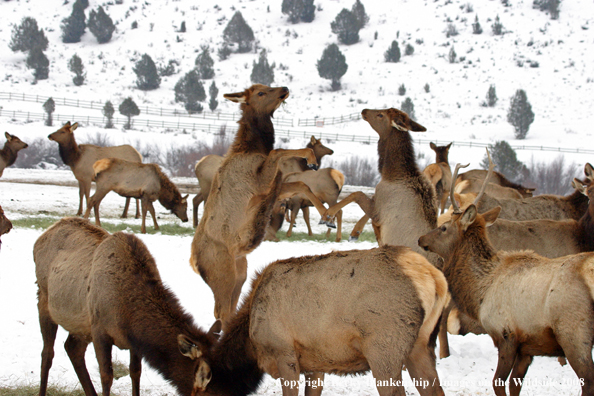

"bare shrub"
[525,156,580,196]
[80,132,113,147]
[331,155,379,187]
[13,137,64,169]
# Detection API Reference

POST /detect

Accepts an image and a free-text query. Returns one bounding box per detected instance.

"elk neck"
[57,135,82,168]
[577,198,594,252]
[564,188,590,219]
[156,168,182,209]
[230,108,275,156]
[0,143,19,167]
[377,129,420,181]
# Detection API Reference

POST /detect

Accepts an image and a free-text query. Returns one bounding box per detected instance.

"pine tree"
[251,49,275,86]
[103,101,115,128]
[223,11,255,53]
[398,84,406,96]
[209,81,219,111]
[195,46,215,79]
[68,54,85,86]
[424,83,430,93]
[480,141,525,181]
[9,17,48,53]
[384,40,401,63]
[73,0,89,9]
[43,97,55,127]
[317,43,348,91]
[507,89,535,139]
[331,9,360,45]
[26,48,49,81]
[351,0,369,30]
[174,70,206,114]
[61,3,86,43]
[448,46,457,63]
[88,6,115,44]
[405,43,415,56]
[486,84,498,107]
[133,54,161,90]
[282,0,316,23]
[401,97,416,121]
[472,15,483,34]
[119,97,140,129]
[492,15,503,35]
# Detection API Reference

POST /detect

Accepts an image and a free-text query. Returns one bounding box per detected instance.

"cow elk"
[191,84,332,330]
[84,158,188,234]
[419,153,594,396]
[0,205,12,250]
[422,142,452,213]
[186,246,447,396]
[455,168,535,198]
[455,179,524,199]
[319,108,440,265]
[0,132,28,177]
[33,218,221,396]
[48,122,142,218]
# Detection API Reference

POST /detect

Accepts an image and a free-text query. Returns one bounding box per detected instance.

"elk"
[33,217,221,396]
[190,84,332,330]
[48,121,142,218]
[84,158,188,234]
[455,168,535,198]
[419,154,594,396]
[319,108,440,264]
[422,142,452,213]
[455,178,524,199]
[184,246,447,396]
[0,205,12,251]
[0,132,28,177]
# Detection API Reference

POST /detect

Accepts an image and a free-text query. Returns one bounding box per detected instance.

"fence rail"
[2,108,593,155]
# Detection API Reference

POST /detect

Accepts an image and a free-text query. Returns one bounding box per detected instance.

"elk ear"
[195,360,212,391]
[64,121,71,127]
[223,91,247,103]
[572,178,587,195]
[430,142,437,150]
[182,194,189,202]
[409,119,427,132]
[310,135,317,145]
[71,122,79,131]
[446,142,453,150]
[585,163,594,182]
[482,206,501,227]
[460,204,477,231]
[178,334,203,360]
[5,132,12,141]
[208,319,222,340]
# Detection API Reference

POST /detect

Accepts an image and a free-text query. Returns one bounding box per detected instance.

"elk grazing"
[455,168,535,198]
[84,158,188,234]
[0,132,28,177]
[422,142,452,213]
[191,84,332,329]
[185,246,447,396]
[319,108,440,264]
[419,153,594,396]
[48,121,142,218]
[33,217,221,396]
[0,205,12,251]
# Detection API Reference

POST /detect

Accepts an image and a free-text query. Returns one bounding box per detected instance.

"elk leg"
[134,198,140,219]
[286,200,300,238]
[38,297,59,396]
[405,339,444,396]
[230,256,248,316]
[556,326,594,396]
[334,209,342,242]
[121,197,130,218]
[493,339,519,396]
[319,192,374,227]
[267,148,319,171]
[82,180,92,218]
[129,350,142,396]
[350,214,370,241]
[508,353,532,396]
[77,182,85,216]
[278,182,331,227]
[140,198,149,234]
[302,206,313,236]
[86,189,110,228]
[147,201,159,231]
[438,300,454,359]
[304,372,324,396]
[64,334,96,396]
[277,354,301,396]
[192,191,204,228]
[92,334,114,396]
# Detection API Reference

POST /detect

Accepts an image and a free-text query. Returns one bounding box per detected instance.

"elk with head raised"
[0,132,28,178]
[48,121,142,218]
[422,142,452,213]
[34,218,221,396]
[84,158,188,234]
[183,246,447,396]
[419,153,594,396]
[191,84,332,330]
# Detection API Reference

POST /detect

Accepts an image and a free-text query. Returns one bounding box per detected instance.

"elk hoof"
[349,235,359,242]
[326,221,336,229]
[307,163,319,171]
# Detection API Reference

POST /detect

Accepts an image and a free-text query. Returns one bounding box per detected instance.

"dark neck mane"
[230,105,275,155]
[156,167,182,210]
[57,137,82,167]
[562,189,589,219]
[377,129,420,181]
[0,143,18,166]
[578,198,594,251]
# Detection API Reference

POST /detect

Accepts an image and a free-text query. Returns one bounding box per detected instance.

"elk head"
[429,142,452,163]
[361,108,426,139]
[4,132,29,150]
[223,85,289,117]
[172,194,189,223]
[309,136,334,157]
[48,121,79,143]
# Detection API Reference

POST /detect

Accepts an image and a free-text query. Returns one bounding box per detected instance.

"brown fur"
[190,85,330,330]
[422,142,452,214]
[48,121,142,217]
[456,169,535,197]
[84,158,188,233]
[320,108,440,265]
[455,179,523,199]
[0,205,12,250]
[190,246,447,396]
[192,154,225,227]
[0,132,28,178]
[33,218,219,396]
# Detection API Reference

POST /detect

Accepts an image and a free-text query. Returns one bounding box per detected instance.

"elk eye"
[258,92,265,96]
[377,114,383,118]
[440,226,446,232]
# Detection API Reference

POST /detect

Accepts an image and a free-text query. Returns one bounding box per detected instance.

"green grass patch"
[0,383,87,396]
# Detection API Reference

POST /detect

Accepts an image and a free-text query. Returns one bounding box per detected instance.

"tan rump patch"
[329,169,345,190]
[93,158,113,176]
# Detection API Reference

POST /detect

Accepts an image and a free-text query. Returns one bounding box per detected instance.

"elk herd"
[1,83,594,396]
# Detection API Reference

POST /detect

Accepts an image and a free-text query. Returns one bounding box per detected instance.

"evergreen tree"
[68,54,85,86]
[533,0,561,19]
[119,97,140,129]
[507,89,535,139]
[74,0,89,9]
[282,0,316,23]
[223,11,255,53]
[9,17,48,53]
[424,83,430,93]
[384,40,401,63]
[88,6,115,44]
[448,46,457,63]
[331,9,360,45]
[217,44,232,61]
[486,84,498,107]
[472,15,483,34]
[43,97,55,127]
[492,15,504,35]
[133,54,161,90]
[209,81,219,111]
[26,48,49,81]
[398,84,406,96]
[195,46,215,79]
[404,43,415,56]
[179,21,186,33]
[480,141,525,181]
[158,59,178,77]
[401,97,416,121]
[174,70,206,114]
[103,101,115,128]
[316,43,348,91]
[61,3,86,43]
[351,0,369,30]
[250,49,275,86]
